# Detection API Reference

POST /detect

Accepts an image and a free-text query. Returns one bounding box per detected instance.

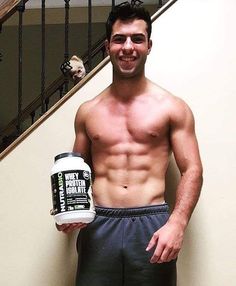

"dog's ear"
[70,55,79,61]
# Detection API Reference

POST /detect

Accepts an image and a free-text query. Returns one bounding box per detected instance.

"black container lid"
[54,152,82,162]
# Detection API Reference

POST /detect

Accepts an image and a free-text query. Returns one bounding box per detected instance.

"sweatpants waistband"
[95,204,169,218]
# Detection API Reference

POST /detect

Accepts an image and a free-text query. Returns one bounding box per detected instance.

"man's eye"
[112,37,125,43]
[131,36,145,43]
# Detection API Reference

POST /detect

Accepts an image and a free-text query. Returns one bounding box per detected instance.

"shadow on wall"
[165,155,196,284]
[165,155,179,210]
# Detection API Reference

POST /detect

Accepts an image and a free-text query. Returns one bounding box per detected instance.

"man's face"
[106,18,152,79]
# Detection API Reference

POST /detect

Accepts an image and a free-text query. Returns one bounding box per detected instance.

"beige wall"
[0,0,236,285]
[148,0,236,285]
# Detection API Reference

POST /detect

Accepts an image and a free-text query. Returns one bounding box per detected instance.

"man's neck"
[111,73,149,102]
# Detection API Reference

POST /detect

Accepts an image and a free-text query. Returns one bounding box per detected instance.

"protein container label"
[51,170,92,214]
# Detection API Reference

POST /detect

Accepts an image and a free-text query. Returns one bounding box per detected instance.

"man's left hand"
[146,222,184,263]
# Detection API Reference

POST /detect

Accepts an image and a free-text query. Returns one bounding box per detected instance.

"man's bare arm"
[73,103,92,163]
[146,97,203,263]
[57,103,92,233]
[168,99,203,227]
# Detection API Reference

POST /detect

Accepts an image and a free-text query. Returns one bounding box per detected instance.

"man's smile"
[119,56,137,62]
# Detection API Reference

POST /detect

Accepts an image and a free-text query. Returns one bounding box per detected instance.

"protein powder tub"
[50,152,95,225]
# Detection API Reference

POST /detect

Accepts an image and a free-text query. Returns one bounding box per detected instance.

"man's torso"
[81,82,175,207]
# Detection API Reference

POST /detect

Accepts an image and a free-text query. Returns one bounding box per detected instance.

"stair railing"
[0,0,173,155]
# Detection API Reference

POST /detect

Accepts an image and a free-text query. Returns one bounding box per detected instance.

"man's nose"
[122,38,134,53]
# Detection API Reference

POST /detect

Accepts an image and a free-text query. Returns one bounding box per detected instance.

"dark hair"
[106,2,152,41]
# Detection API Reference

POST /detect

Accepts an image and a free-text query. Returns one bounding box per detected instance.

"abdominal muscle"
[91,150,169,208]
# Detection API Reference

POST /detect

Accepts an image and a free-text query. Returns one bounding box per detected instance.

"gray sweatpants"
[76,204,176,286]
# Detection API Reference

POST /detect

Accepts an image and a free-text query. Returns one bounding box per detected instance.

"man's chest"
[85,103,170,146]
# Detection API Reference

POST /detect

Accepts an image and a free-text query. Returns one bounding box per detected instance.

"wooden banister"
[0,0,28,24]
[0,56,110,160]
[0,0,177,159]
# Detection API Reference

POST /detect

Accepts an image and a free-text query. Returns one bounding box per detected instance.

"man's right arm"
[72,103,92,165]
[56,103,92,234]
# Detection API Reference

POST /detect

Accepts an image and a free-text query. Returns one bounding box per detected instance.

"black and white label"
[51,170,92,214]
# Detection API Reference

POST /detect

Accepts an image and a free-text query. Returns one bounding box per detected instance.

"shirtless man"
[57,3,203,286]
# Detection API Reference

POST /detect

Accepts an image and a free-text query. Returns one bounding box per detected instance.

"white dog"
[62,55,86,84]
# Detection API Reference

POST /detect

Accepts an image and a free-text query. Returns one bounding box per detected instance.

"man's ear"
[105,39,110,55]
[148,39,152,54]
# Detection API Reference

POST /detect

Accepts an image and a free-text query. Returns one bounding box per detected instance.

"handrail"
[0,56,111,160]
[152,0,178,21]
[0,0,177,160]
[0,0,28,24]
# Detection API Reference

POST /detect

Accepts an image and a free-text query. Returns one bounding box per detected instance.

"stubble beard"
[112,57,146,80]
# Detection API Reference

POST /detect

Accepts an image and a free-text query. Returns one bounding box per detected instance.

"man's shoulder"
[76,88,108,116]
[149,82,185,107]
[163,93,194,126]
[149,81,193,120]
[79,97,98,112]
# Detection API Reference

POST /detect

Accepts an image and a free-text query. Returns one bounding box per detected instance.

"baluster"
[0,24,2,63]
[41,0,46,114]
[30,111,36,125]
[59,86,64,99]
[112,0,116,10]
[45,98,49,111]
[16,0,25,136]
[64,0,70,94]
[158,0,163,8]
[88,0,92,72]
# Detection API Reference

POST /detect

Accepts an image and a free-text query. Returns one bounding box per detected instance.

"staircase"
[0,0,171,157]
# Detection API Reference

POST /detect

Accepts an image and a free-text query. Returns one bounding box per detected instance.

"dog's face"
[69,58,86,83]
